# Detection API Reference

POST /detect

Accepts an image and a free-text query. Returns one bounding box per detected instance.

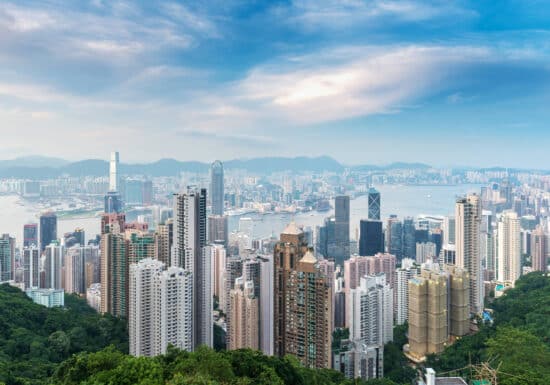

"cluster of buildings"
[2,151,550,384]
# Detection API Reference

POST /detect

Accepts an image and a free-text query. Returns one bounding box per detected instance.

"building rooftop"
[300,250,317,264]
[436,378,467,385]
[282,221,302,235]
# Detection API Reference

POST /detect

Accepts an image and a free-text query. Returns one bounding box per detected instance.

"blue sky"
[0,0,549,167]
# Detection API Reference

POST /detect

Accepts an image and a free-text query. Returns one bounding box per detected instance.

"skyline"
[1,1,550,166]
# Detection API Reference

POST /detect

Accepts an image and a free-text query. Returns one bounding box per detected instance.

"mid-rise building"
[228,278,259,350]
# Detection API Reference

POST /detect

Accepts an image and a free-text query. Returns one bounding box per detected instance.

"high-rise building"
[173,188,210,349]
[367,188,381,220]
[228,278,259,350]
[129,259,193,357]
[43,241,64,290]
[415,242,437,264]
[442,216,456,246]
[497,211,521,283]
[154,220,173,267]
[403,217,416,259]
[395,266,417,325]
[274,223,332,368]
[23,246,40,289]
[64,228,85,248]
[531,226,547,272]
[23,223,38,248]
[344,254,396,297]
[455,194,483,314]
[386,215,403,260]
[40,212,57,252]
[109,151,120,192]
[104,191,123,213]
[100,220,127,317]
[127,231,156,265]
[64,245,86,295]
[334,195,350,265]
[208,215,228,246]
[258,255,274,356]
[209,244,226,301]
[222,256,243,346]
[210,160,224,216]
[359,220,384,256]
[349,274,393,345]
[0,234,15,282]
[82,245,100,290]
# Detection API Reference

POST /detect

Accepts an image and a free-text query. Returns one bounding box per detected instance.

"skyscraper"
[154,220,173,267]
[40,212,57,253]
[23,246,40,289]
[258,255,274,356]
[0,234,15,282]
[210,160,224,216]
[173,188,210,349]
[43,241,64,290]
[109,151,120,192]
[385,215,403,260]
[23,223,38,248]
[531,226,547,272]
[228,278,259,350]
[402,217,416,259]
[367,188,381,220]
[100,220,127,317]
[497,211,521,283]
[129,259,193,357]
[334,195,350,265]
[455,194,483,314]
[274,223,332,369]
[359,220,383,256]
[395,266,417,325]
[208,215,228,246]
[64,245,86,295]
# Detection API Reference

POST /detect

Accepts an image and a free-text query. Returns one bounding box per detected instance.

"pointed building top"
[300,250,317,264]
[282,221,302,236]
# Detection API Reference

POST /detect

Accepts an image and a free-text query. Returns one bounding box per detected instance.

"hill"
[0,285,127,385]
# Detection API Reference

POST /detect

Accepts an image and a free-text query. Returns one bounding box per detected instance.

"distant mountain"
[0,156,70,169]
[350,162,431,171]
[0,156,344,179]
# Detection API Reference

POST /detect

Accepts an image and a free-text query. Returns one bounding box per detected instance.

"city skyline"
[0,1,549,167]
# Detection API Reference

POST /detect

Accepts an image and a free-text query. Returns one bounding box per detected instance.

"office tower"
[274,223,332,368]
[395,266,417,325]
[23,246,40,289]
[334,195,350,265]
[0,234,15,282]
[386,215,403,260]
[359,220,384,256]
[40,212,57,252]
[442,216,456,246]
[64,228,85,248]
[109,151,120,192]
[228,278,259,350]
[127,232,155,265]
[43,241,64,290]
[349,274,393,345]
[64,246,86,295]
[208,215,228,246]
[129,259,193,357]
[408,266,469,360]
[497,211,521,283]
[23,223,38,248]
[344,254,396,296]
[142,180,153,205]
[210,160,224,216]
[431,229,443,257]
[258,255,274,355]
[415,242,437,264]
[367,187,381,220]
[104,191,123,213]
[173,188,209,348]
[531,226,547,272]
[455,194,483,315]
[316,217,335,258]
[402,217,416,259]
[155,220,173,266]
[209,244,226,301]
[100,220,127,317]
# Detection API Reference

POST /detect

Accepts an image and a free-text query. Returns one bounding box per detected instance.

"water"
[0,184,482,246]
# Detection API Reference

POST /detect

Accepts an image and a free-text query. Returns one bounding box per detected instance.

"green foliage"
[383,324,416,384]
[0,284,127,385]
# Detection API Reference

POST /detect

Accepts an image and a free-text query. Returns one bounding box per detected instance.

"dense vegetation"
[0,284,127,385]
[426,272,550,385]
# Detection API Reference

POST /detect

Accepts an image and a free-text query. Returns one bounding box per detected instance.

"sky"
[0,0,550,167]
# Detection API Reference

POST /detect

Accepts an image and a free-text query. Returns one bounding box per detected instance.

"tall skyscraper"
[274,223,332,369]
[367,188,381,220]
[395,266,417,325]
[208,215,228,246]
[40,212,57,253]
[442,216,456,246]
[531,226,547,272]
[359,220,383,256]
[127,231,156,265]
[228,278,259,350]
[402,217,416,259]
[64,245,86,295]
[23,246,40,289]
[109,151,120,192]
[129,259,193,357]
[415,242,437,264]
[210,160,224,216]
[23,223,38,248]
[154,220,173,267]
[258,255,274,356]
[386,215,403,260]
[496,211,521,283]
[334,195,350,265]
[100,220,127,317]
[455,194,483,314]
[43,241,64,290]
[210,244,227,300]
[0,234,15,282]
[173,188,210,349]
